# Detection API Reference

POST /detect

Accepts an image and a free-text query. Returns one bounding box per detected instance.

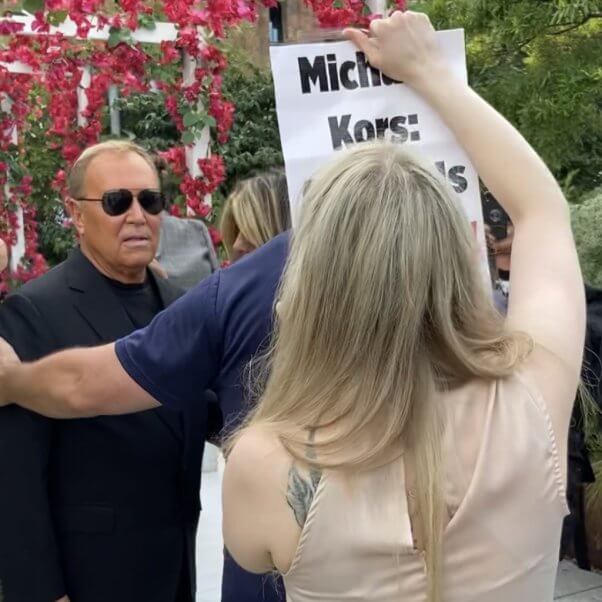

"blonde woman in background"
[0,238,8,273]
[0,239,8,301]
[221,168,291,261]
[223,11,584,602]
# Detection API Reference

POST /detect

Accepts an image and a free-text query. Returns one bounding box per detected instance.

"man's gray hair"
[67,140,159,198]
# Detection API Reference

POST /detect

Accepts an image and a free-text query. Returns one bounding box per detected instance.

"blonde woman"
[0,238,8,273]
[223,11,584,602]
[221,168,291,261]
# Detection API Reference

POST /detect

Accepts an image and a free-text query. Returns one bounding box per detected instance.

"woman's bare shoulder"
[223,425,312,574]
[227,426,291,488]
[223,426,295,573]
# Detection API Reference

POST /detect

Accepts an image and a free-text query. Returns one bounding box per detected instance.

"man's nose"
[125,197,146,223]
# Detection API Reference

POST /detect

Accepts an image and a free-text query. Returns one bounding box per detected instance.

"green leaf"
[182,131,196,145]
[408,5,428,14]
[204,115,217,128]
[183,111,201,127]
[23,0,44,13]
[47,10,69,26]
[137,13,157,30]
[107,26,133,49]
[107,28,122,49]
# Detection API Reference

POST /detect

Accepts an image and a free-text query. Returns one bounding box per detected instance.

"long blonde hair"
[221,168,291,257]
[231,143,531,600]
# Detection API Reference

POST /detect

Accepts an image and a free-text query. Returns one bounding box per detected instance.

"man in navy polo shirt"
[0,232,290,602]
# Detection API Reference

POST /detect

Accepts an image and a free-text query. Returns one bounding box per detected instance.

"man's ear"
[65,197,85,237]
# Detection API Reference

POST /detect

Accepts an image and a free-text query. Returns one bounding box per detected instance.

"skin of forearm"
[1,350,96,418]
[412,67,567,224]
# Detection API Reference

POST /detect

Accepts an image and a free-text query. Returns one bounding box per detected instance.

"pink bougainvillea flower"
[208,225,222,246]
[160,40,180,64]
[168,204,183,217]
[0,20,25,35]
[31,11,51,34]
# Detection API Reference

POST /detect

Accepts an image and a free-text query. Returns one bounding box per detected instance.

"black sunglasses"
[76,189,165,217]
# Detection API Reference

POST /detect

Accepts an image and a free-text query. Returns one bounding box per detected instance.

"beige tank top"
[282,372,568,602]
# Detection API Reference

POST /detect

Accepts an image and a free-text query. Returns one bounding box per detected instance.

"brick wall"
[229,0,317,68]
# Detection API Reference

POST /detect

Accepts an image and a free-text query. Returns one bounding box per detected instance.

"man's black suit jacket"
[0,249,207,602]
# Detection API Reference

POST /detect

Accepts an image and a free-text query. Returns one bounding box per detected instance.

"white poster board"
[269,30,487,263]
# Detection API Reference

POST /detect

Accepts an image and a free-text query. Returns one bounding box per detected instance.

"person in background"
[487,222,513,279]
[221,168,291,262]
[222,12,584,602]
[0,238,8,302]
[154,211,219,289]
[0,238,8,273]
[560,284,598,569]
[150,156,219,289]
[0,140,206,602]
[485,221,513,314]
[218,165,292,600]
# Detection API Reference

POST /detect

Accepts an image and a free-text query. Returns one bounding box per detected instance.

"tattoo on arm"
[286,430,322,528]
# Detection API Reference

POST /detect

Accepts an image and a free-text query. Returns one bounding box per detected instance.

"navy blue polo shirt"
[115,231,289,429]
[115,233,290,602]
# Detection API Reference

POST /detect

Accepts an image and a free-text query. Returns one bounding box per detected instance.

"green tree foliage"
[424,0,602,199]
[218,46,283,196]
[115,92,180,153]
[571,188,602,287]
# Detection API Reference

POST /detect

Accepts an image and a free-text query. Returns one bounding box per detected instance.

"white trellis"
[0,95,23,272]
[0,14,209,271]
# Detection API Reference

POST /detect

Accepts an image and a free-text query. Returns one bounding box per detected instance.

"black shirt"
[103,273,163,329]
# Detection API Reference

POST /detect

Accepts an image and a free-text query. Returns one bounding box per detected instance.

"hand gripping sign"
[269,30,488,269]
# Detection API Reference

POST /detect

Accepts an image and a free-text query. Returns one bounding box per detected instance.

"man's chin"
[119,250,155,269]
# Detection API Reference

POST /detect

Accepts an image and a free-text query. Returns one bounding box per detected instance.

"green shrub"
[218,48,283,196]
[571,188,602,287]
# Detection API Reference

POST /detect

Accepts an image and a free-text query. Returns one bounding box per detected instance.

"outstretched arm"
[0,339,158,417]
[0,273,222,418]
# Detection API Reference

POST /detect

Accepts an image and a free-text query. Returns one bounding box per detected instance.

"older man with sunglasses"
[0,140,209,602]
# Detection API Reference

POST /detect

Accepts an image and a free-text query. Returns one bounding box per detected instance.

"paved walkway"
[196,467,224,602]
[555,562,602,601]
[196,468,602,602]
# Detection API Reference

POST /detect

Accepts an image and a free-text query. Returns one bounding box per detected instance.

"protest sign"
[269,30,488,266]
